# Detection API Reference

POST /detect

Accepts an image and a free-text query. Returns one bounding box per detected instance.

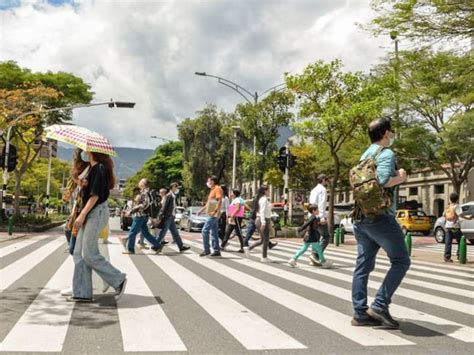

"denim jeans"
[244,219,257,247]
[352,213,410,319]
[156,217,184,249]
[72,202,125,299]
[202,216,220,253]
[444,228,462,259]
[127,216,160,252]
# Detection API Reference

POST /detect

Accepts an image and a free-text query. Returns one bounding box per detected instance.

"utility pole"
[45,140,53,217]
[283,141,289,225]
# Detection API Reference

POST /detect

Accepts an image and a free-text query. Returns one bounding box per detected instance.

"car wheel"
[434,227,445,243]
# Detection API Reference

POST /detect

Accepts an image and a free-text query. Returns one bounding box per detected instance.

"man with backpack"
[444,192,473,262]
[123,178,162,254]
[154,182,190,253]
[350,117,410,330]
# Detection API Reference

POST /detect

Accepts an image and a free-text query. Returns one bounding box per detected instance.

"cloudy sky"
[1,0,393,149]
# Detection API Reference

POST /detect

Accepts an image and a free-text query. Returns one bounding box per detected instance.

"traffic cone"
[7,215,14,236]
[335,228,340,247]
[459,235,467,264]
[405,232,412,256]
[340,228,345,244]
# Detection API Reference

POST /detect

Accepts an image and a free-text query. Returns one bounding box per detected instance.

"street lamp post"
[1,100,135,222]
[45,139,53,217]
[194,71,285,196]
[390,31,400,126]
[150,135,173,142]
[231,126,241,189]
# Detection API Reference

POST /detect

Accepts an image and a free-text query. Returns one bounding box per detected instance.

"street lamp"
[390,31,400,127]
[194,71,285,195]
[150,135,173,142]
[1,99,135,221]
[231,126,241,189]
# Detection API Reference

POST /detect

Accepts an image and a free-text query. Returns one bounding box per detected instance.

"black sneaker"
[367,308,400,329]
[444,257,453,263]
[66,296,93,303]
[200,251,211,257]
[115,278,127,301]
[269,242,278,250]
[210,251,221,257]
[179,245,191,253]
[162,240,170,245]
[152,246,163,254]
[237,249,244,253]
[351,315,382,327]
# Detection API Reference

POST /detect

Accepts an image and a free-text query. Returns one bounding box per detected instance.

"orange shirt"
[207,185,223,214]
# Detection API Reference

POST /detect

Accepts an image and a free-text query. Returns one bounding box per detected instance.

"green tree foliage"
[178,105,235,201]
[369,0,474,46]
[1,61,93,214]
[123,141,184,198]
[236,91,294,184]
[286,59,390,233]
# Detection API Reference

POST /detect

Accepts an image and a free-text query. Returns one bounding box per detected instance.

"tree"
[385,49,474,194]
[286,59,390,234]
[236,91,294,185]
[123,141,184,198]
[0,61,93,215]
[178,105,235,201]
[369,0,474,46]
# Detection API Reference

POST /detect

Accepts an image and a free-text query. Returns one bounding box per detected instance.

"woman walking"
[219,185,230,241]
[67,151,127,302]
[221,189,245,252]
[244,186,272,262]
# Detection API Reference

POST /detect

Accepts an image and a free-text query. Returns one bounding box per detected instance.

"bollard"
[405,232,412,256]
[459,235,467,264]
[335,228,340,247]
[340,228,345,244]
[7,215,14,236]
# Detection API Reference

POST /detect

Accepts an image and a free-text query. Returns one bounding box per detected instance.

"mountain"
[57,146,155,179]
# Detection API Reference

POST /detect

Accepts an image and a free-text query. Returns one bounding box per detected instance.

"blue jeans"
[156,218,184,249]
[244,219,257,247]
[444,228,462,259]
[352,214,410,319]
[127,216,160,252]
[72,202,125,299]
[202,216,220,253]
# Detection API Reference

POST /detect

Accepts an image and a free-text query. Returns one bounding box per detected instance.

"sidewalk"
[0,232,27,243]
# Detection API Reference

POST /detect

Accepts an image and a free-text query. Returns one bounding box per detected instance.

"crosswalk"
[1,234,473,353]
[411,242,474,257]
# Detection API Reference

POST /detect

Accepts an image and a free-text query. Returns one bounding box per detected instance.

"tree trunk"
[328,151,341,239]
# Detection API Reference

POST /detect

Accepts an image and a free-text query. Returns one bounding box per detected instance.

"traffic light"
[277,146,287,172]
[1,145,18,172]
[288,153,297,168]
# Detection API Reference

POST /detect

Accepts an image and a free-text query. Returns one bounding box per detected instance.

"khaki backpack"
[445,204,456,222]
[349,146,393,219]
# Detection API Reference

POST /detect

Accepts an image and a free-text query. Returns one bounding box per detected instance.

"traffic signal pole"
[1,126,14,224]
[283,142,289,225]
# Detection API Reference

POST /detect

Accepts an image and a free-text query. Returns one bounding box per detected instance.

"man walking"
[123,179,162,254]
[198,176,223,257]
[308,173,330,265]
[155,183,190,253]
[351,117,410,329]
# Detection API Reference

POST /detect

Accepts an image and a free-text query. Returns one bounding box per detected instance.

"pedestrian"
[308,173,330,266]
[123,179,163,254]
[132,187,149,250]
[288,204,332,268]
[197,176,223,257]
[154,182,191,253]
[244,186,273,262]
[151,188,169,245]
[221,189,245,252]
[66,151,127,302]
[350,117,410,329]
[218,185,230,240]
[443,192,472,262]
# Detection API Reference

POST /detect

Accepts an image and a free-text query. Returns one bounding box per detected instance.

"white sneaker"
[321,260,333,269]
[261,257,272,263]
[60,288,73,296]
[288,259,297,267]
[308,254,321,266]
[243,247,250,258]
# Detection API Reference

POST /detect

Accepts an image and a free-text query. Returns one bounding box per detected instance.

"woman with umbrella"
[46,125,127,302]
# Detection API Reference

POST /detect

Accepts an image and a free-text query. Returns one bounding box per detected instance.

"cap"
[317,174,328,182]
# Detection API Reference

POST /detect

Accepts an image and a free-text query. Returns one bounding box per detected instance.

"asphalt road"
[0,217,473,354]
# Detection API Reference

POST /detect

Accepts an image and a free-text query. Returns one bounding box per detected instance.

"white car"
[174,206,185,224]
[339,211,354,234]
[433,201,474,244]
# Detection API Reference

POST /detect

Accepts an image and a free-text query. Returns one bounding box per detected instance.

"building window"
[435,185,444,194]
[409,187,418,196]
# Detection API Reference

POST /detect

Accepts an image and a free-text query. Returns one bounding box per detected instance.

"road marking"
[108,242,186,352]
[272,243,474,297]
[147,253,306,350]
[1,257,74,352]
[0,235,52,259]
[412,244,474,256]
[181,242,412,347]
[0,238,65,292]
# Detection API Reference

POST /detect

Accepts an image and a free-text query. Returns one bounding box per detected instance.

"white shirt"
[445,204,462,229]
[309,183,327,219]
[257,196,272,224]
[221,196,230,213]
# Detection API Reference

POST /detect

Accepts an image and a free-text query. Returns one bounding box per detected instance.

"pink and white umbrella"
[44,125,117,157]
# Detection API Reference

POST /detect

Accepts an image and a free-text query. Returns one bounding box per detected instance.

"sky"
[0,0,393,149]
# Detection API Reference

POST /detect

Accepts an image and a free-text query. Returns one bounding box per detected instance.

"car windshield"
[409,211,426,217]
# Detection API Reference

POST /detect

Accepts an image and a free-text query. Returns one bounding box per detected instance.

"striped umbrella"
[44,125,117,157]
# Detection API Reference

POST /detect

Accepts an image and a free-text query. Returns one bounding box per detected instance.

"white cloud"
[1,0,389,149]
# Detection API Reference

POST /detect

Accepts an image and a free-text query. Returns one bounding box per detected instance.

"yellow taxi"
[396,209,431,236]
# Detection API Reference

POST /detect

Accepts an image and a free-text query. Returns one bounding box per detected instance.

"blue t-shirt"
[360,144,397,215]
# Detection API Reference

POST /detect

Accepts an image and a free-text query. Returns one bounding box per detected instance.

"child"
[288,204,332,268]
